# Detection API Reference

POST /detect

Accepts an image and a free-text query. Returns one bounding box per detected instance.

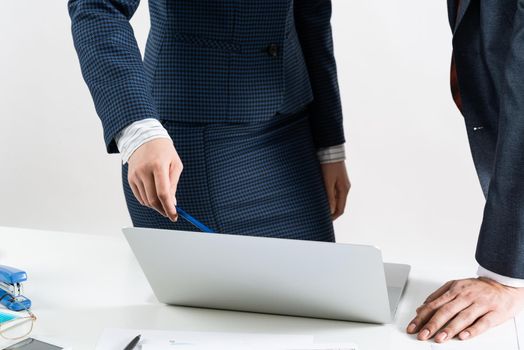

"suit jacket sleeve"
[294,0,346,148]
[68,0,159,153]
[475,0,524,279]
[447,0,458,30]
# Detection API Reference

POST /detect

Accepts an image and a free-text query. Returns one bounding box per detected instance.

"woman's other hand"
[320,161,350,220]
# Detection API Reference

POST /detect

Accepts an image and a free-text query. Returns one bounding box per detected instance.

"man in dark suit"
[407,0,524,342]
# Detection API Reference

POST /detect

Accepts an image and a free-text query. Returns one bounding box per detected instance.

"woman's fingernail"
[419,329,430,340]
[407,323,417,333]
[436,332,447,342]
[460,331,470,340]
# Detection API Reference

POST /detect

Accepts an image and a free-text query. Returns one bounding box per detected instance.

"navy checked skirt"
[122,110,335,242]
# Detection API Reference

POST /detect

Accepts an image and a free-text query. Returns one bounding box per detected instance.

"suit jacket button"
[266,44,279,57]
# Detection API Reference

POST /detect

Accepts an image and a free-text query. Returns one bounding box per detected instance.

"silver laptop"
[123,227,410,323]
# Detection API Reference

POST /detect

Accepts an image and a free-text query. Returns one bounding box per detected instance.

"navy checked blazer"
[68,0,345,153]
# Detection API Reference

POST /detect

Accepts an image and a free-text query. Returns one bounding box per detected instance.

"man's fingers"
[417,298,472,341]
[408,290,456,334]
[459,311,500,340]
[408,278,524,342]
[435,304,485,343]
[153,164,178,221]
[424,280,454,304]
[143,173,167,216]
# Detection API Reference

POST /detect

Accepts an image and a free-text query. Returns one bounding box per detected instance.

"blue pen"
[175,206,215,233]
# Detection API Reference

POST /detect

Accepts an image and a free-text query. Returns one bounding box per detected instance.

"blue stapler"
[0,265,31,311]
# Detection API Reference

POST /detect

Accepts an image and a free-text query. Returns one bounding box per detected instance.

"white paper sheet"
[96,328,357,350]
[141,343,358,350]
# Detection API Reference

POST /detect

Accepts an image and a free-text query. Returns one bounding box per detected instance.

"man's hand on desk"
[320,161,351,220]
[407,277,524,342]
[127,138,183,221]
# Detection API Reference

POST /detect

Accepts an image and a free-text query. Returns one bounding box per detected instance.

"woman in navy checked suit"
[68,0,350,240]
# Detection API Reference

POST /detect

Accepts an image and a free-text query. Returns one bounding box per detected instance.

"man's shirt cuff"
[115,118,171,164]
[477,265,524,288]
[317,144,346,164]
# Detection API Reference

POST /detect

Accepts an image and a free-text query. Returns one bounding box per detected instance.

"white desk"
[0,226,520,350]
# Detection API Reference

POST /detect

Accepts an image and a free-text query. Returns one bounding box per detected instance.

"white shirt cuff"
[317,144,346,164]
[115,118,171,164]
[477,265,524,288]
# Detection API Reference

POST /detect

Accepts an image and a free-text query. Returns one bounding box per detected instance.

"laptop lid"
[123,227,394,323]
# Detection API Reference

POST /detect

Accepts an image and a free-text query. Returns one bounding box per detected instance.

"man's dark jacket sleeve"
[476,1,524,279]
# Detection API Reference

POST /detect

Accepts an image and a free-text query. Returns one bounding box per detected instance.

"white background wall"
[0,1,484,263]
